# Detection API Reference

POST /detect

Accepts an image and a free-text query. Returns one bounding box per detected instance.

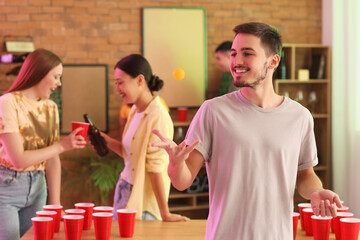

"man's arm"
[296,168,342,217]
[168,148,205,191]
[151,129,203,191]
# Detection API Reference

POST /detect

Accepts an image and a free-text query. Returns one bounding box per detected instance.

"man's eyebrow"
[230,47,255,52]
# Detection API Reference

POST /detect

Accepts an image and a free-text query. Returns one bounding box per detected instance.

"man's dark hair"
[233,22,282,56]
[215,41,232,53]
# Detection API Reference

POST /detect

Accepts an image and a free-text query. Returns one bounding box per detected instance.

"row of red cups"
[31,203,136,240]
[296,202,360,240]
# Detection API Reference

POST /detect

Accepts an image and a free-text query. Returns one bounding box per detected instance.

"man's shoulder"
[284,97,313,120]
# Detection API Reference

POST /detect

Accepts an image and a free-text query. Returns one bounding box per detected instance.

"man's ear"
[269,54,280,70]
[226,51,231,60]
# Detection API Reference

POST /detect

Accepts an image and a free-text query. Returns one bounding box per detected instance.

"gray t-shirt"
[186,91,318,240]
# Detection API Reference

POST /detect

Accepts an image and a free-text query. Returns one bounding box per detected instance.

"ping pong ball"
[173,68,185,80]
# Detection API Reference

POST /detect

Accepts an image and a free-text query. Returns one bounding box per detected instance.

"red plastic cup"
[311,215,332,240]
[298,203,312,231]
[93,212,113,240]
[340,217,360,240]
[43,205,63,233]
[333,212,354,240]
[63,215,84,240]
[331,206,349,232]
[65,209,86,217]
[36,211,57,239]
[302,208,314,236]
[117,209,136,238]
[72,121,89,140]
[75,203,94,230]
[32,216,53,240]
[292,212,300,239]
[93,206,113,213]
[177,107,188,122]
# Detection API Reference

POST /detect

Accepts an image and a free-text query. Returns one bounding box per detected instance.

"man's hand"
[151,129,200,167]
[310,189,343,217]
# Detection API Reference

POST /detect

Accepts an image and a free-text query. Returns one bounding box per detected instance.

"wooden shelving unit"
[274,44,331,211]
[168,192,209,211]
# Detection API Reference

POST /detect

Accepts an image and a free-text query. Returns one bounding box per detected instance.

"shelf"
[312,114,329,119]
[169,192,209,212]
[173,121,191,127]
[314,166,328,171]
[276,79,329,84]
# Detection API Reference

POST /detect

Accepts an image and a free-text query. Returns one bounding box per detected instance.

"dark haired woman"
[100,54,189,221]
[0,48,87,239]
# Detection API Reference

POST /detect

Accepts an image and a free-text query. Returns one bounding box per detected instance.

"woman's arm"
[100,132,123,158]
[0,128,86,169]
[148,172,189,221]
[45,155,61,205]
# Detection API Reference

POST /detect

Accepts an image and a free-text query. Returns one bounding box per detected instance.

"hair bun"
[148,75,164,92]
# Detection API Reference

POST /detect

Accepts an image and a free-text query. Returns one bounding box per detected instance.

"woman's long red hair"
[6,48,62,93]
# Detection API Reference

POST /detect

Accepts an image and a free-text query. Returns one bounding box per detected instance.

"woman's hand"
[162,212,190,222]
[59,127,87,151]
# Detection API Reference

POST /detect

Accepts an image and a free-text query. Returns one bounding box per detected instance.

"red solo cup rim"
[303,208,314,213]
[177,107,188,110]
[63,215,84,220]
[116,209,137,214]
[340,217,360,223]
[36,210,57,215]
[298,203,312,207]
[65,209,86,214]
[43,205,63,209]
[32,217,53,222]
[337,212,354,217]
[75,202,95,207]
[293,212,300,217]
[94,206,113,211]
[72,121,89,125]
[92,212,113,217]
[311,215,333,220]
[337,206,349,211]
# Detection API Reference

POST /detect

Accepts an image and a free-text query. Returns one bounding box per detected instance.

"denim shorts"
[113,178,133,220]
[0,166,47,240]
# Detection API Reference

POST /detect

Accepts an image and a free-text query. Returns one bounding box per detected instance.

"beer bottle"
[83,114,109,157]
[277,49,287,79]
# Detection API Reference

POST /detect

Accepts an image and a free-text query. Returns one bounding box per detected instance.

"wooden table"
[21,220,206,240]
[21,219,355,239]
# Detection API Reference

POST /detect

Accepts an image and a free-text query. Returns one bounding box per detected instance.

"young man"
[152,22,342,239]
[215,41,239,95]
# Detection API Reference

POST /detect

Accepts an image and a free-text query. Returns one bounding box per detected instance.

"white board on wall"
[142,7,207,107]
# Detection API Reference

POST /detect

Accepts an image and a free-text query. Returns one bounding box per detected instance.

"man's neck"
[240,85,283,109]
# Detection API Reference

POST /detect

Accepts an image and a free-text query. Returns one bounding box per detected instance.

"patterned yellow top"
[0,91,60,171]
